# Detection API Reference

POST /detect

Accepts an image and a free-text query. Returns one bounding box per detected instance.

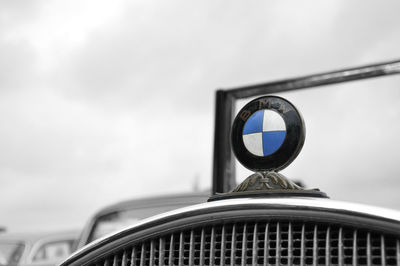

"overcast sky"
[1,0,400,233]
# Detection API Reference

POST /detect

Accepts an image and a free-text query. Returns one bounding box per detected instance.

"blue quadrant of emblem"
[262,131,286,156]
[242,110,264,134]
[242,110,287,157]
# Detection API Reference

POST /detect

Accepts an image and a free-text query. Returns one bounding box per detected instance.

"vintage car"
[0,230,77,266]
[75,193,210,249]
[61,60,400,266]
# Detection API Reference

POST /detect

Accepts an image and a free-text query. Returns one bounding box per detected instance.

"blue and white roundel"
[242,110,286,156]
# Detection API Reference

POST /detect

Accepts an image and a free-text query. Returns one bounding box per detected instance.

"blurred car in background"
[0,230,77,266]
[75,192,209,249]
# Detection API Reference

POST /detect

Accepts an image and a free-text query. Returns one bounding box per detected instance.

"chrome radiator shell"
[62,198,400,266]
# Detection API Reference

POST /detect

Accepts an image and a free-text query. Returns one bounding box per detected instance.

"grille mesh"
[91,221,400,266]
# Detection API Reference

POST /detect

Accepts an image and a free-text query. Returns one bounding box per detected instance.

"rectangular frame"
[212,59,400,194]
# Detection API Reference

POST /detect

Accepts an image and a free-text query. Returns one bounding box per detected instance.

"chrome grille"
[91,221,400,266]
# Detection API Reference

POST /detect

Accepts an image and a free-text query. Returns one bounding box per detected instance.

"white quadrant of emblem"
[242,109,287,157]
[262,110,286,132]
[242,133,264,156]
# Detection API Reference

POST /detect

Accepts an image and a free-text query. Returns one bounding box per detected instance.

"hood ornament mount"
[209,96,327,201]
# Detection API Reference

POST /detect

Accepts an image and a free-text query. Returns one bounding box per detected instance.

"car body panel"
[76,192,209,249]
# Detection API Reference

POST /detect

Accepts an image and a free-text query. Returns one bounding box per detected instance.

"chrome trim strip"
[66,198,400,263]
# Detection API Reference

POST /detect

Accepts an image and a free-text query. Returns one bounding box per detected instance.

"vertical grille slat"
[230,224,236,266]
[338,227,344,266]
[288,222,293,266]
[397,240,400,266]
[112,255,117,266]
[121,250,127,266]
[313,225,318,266]
[326,226,331,266]
[89,220,400,266]
[159,238,165,266]
[241,223,247,266]
[353,230,358,266]
[189,230,194,266]
[200,228,205,266]
[300,224,305,266]
[382,235,387,266]
[131,247,136,266]
[276,222,281,266]
[252,223,258,266]
[168,234,174,266]
[210,226,215,266]
[178,232,184,266]
[367,232,372,266]
[264,222,269,266]
[140,244,145,266]
[149,240,154,266]
[221,225,226,266]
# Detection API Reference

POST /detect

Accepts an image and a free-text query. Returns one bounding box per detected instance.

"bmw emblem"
[231,95,305,172]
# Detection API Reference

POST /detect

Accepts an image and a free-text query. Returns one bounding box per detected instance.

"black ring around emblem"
[231,95,305,172]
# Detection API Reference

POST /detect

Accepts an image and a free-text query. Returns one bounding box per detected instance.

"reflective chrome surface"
[65,197,400,264]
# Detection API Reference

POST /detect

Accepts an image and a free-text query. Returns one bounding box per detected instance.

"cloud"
[1,0,400,232]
